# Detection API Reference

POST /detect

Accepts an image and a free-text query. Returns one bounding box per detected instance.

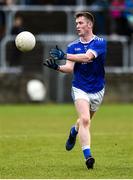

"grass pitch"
[0,104,133,179]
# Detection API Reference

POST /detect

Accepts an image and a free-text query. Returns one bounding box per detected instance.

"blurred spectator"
[91,0,109,35]
[0,0,5,40]
[110,0,133,37]
[11,15,25,35]
[9,15,25,66]
[124,0,133,31]
[109,0,125,34]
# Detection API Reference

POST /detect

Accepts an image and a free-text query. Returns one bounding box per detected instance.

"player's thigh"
[74,99,90,118]
[72,86,90,118]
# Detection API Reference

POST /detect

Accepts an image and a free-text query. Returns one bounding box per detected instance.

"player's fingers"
[49,58,54,64]
[53,59,57,64]
[43,62,48,66]
[47,60,51,66]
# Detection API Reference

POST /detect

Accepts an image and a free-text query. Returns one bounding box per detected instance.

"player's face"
[75,16,92,37]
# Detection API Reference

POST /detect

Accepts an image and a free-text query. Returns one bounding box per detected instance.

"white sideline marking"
[0,132,132,139]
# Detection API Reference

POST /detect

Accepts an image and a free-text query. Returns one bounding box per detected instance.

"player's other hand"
[50,45,66,60]
[43,57,59,70]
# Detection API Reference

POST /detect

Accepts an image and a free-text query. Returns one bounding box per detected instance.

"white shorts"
[71,86,105,112]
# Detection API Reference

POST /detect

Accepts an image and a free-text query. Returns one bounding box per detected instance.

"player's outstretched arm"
[50,45,95,63]
[67,52,95,63]
[43,57,74,73]
[58,60,74,73]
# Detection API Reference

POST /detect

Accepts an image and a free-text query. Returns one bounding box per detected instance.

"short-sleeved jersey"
[66,35,107,93]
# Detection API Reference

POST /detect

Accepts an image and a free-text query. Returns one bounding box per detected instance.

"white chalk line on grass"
[0,132,132,139]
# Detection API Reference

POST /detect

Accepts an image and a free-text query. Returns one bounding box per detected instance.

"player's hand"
[43,57,59,70]
[50,45,66,60]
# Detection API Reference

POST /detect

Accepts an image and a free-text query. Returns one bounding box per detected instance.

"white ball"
[27,79,46,101]
[15,31,36,52]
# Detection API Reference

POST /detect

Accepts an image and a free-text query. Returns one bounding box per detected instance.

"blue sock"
[82,146,91,159]
[70,126,78,137]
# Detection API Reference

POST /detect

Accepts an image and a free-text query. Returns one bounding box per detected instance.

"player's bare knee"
[80,115,90,127]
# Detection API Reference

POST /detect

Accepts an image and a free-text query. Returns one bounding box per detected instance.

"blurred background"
[0,0,133,104]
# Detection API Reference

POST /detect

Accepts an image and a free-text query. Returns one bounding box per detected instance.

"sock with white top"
[82,145,91,160]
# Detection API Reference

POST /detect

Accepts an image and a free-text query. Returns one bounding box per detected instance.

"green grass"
[0,104,133,179]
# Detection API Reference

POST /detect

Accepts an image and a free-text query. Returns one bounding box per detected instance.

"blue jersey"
[67,36,107,93]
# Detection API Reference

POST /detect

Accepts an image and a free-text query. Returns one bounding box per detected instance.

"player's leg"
[85,109,96,169]
[66,87,90,151]
[74,99,95,169]
[75,111,95,133]
[65,87,80,150]
[84,88,105,169]
[66,87,105,169]
[75,99,90,147]
[65,112,91,151]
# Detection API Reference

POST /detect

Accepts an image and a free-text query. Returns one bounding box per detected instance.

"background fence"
[0,3,133,103]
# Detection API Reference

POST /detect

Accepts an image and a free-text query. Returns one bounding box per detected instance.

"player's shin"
[78,123,92,159]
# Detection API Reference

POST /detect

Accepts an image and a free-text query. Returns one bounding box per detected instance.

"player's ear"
[87,20,93,28]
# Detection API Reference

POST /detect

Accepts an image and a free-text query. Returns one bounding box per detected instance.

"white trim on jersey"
[79,35,96,44]
[86,49,98,58]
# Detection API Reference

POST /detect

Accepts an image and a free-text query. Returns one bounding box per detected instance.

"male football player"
[44,11,107,169]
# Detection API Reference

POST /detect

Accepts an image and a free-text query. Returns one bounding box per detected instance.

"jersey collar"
[80,35,96,44]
